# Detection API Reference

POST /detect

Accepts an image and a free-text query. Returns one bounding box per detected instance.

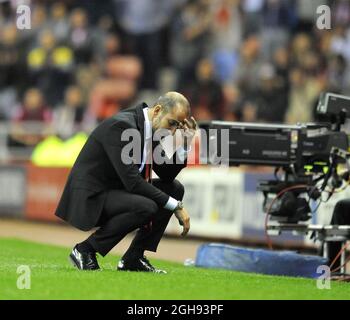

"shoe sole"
[68,254,100,271]
[116,260,166,273]
[116,266,167,274]
[69,254,81,270]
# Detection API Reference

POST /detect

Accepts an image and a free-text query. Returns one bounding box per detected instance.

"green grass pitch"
[0,238,349,300]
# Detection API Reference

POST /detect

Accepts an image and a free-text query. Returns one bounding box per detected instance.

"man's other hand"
[174,208,190,237]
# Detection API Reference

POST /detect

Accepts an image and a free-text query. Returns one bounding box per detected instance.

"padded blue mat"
[195,243,328,278]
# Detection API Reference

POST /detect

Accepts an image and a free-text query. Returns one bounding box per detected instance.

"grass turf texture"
[0,238,349,300]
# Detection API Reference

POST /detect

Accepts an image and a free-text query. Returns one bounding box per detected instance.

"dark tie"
[145,160,152,183]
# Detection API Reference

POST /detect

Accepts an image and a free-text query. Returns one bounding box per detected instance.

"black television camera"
[199,93,350,225]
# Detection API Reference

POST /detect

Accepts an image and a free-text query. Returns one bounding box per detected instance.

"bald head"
[149,91,191,134]
[152,91,190,116]
[164,91,189,109]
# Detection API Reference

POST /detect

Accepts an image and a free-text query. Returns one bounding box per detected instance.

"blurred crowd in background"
[0,0,350,149]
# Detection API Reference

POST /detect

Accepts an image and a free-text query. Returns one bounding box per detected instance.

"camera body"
[199,92,350,225]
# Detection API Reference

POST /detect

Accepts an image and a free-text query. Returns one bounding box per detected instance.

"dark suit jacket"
[55,103,187,231]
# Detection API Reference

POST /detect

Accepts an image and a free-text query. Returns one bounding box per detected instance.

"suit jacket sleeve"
[102,121,171,207]
[152,144,187,183]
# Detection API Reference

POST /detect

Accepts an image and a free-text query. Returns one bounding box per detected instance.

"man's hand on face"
[174,207,191,237]
[180,116,198,147]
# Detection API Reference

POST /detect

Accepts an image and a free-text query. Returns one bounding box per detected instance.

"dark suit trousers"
[327,199,350,270]
[87,179,184,257]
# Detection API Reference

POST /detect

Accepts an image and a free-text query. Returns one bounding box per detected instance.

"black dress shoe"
[117,256,167,274]
[69,245,100,270]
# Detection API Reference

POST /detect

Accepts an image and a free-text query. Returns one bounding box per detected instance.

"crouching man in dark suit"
[55,92,197,273]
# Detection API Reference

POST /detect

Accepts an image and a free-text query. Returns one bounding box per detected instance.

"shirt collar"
[142,107,152,140]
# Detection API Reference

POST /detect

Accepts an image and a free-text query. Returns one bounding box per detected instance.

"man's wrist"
[164,197,178,211]
[183,138,193,151]
[164,197,183,212]
[174,200,183,211]
[178,145,191,162]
